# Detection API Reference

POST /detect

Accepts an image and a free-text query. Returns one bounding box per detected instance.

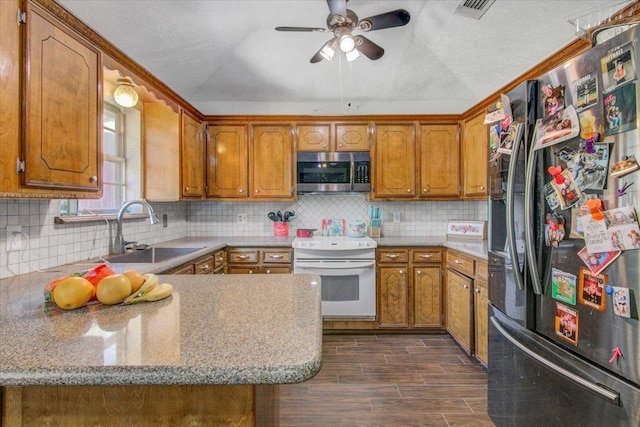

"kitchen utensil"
[268,212,278,222]
[284,210,295,222]
[276,210,283,222]
[296,228,317,238]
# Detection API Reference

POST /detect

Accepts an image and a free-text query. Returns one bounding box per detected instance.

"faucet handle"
[123,241,138,251]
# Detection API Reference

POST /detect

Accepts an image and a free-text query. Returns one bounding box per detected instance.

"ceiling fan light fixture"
[320,39,337,61]
[339,34,356,52]
[345,48,360,62]
[113,76,138,108]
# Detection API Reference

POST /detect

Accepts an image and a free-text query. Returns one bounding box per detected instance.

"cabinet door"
[446,269,473,353]
[419,125,460,197]
[461,112,488,197]
[413,266,442,328]
[378,266,408,327]
[180,111,205,198]
[374,124,415,198]
[207,125,248,198]
[474,280,489,365]
[144,102,180,201]
[335,124,370,151]
[23,2,101,192]
[251,125,293,199]
[296,124,331,151]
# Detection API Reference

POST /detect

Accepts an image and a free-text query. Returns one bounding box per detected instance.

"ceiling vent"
[454,0,496,20]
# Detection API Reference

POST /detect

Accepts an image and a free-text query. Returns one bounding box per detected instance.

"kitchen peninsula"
[0,273,322,425]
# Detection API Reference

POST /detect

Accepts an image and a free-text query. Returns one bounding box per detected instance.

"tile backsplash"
[0,195,486,279]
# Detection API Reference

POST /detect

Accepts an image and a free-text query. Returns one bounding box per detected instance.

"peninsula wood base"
[1,384,278,426]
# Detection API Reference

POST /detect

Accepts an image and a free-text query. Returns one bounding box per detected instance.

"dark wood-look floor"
[279,334,495,427]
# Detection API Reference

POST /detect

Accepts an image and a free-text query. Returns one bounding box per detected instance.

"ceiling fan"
[275,0,410,63]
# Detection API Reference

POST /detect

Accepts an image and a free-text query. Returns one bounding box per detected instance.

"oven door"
[294,260,376,319]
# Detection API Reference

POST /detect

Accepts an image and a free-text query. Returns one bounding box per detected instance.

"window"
[60,102,142,217]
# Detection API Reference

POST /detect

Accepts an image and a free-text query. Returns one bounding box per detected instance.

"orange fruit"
[52,276,94,310]
[96,274,132,305]
[123,270,145,294]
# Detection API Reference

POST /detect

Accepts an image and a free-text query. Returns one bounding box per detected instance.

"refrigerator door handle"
[490,316,621,406]
[506,129,524,290]
[524,134,543,295]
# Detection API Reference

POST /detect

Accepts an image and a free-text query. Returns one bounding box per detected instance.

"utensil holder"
[273,222,289,237]
[368,227,381,238]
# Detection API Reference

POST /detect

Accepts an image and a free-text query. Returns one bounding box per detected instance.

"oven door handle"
[294,261,375,270]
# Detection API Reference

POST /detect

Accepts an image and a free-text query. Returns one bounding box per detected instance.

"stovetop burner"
[292,236,377,250]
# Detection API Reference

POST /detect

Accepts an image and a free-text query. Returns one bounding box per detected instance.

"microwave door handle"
[524,126,543,295]
[349,154,355,190]
[506,131,524,290]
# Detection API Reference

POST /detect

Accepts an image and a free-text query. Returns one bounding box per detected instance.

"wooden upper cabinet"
[22,2,102,193]
[144,102,180,201]
[207,125,248,198]
[461,112,488,197]
[419,125,460,197]
[373,124,415,198]
[296,124,331,151]
[180,110,205,198]
[335,123,370,151]
[250,124,294,199]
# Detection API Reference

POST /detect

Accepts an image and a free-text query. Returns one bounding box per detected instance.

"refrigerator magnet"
[610,154,639,178]
[577,247,621,275]
[578,268,607,311]
[603,83,637,136]
[573,73,598,112]
[551,268,577,305]
[555,302,579,345]
[611,286,632,318]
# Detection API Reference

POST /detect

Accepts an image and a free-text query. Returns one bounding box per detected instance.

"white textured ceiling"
[58,0,631,116]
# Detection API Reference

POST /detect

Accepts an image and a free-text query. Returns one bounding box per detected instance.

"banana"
[123,274,159,304]
[124,283,173,304]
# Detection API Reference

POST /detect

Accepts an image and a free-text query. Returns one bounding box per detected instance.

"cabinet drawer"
[475,259,488,281]
[227,266,259,274]
[213,250,225,268]
[446,251,475,277]
[263,266,292,274]
[262,249,292,264]
[228,250,258,263]
[378,249,409,263]
[194,255,214,274]
[411,249,442,263]
[169,264,195,275]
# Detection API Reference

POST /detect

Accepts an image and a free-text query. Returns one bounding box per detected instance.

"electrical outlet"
[237,213,248,224]
[6,225,22,252]
[393,212,401,223]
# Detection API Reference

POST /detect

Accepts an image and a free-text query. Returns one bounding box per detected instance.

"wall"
[0,196,486,279]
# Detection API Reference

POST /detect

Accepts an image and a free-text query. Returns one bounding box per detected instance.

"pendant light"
[113,77,139,108]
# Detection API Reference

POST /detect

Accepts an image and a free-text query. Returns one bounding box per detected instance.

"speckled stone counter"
[0,274,322,387]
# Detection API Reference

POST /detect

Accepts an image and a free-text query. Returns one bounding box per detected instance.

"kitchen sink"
[102,247,201,264]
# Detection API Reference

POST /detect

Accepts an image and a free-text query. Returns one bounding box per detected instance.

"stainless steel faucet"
[113,199,160,254]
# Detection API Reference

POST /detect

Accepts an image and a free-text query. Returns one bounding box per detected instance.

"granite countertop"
[0,273,322,387]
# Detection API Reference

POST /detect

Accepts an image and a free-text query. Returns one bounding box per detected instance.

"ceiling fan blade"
[275,26,327,32]
[326,0,347,18]
[354,36,384,60]
[358,9,410,31]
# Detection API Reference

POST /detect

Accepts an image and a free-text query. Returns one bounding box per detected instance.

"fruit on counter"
[96,274,132,305]
[123,273,174,304]
[52,277,95,310]
[44,263,115,303]
[123,270,146,294]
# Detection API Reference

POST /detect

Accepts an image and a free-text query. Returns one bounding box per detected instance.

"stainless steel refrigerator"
[488,26,640,427]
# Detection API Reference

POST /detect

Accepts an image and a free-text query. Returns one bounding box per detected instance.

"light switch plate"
[6,225,22,251]
[393,212,401,223]
[237,213,248,224]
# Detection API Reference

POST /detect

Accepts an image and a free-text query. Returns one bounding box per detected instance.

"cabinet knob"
[464,285,469,289]
[480,185,485,190]
[475,288,480,293]
[255,189,259,193]
[239,189,244,193]
[323,144,327,148]
[266,269,271,274]
[185,186,190,192]
[399,270,404,274]
[339,143,343,147]
[89,175,97,183]
[423,188,428,193]
[407,189,411,193]
[249,270,253,274]
[416,270,421,275]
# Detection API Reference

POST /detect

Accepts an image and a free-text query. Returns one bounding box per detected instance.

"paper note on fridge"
[581,206,640,252]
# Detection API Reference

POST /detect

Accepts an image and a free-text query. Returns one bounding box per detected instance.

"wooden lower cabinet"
[1,384,278,426]
[377,247,443,330]
[226,247,292,274]
[474,259,489,365]
[445,268,473,353]
[163,250,226,275]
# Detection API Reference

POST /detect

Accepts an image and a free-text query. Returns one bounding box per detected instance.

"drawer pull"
[216,257,223,263]
[386,254,399,259]
[237,255,250,260]
[268,254,284,259]
[420,254,432,258]
[200,264,211,270]
[454,259,463,264]
[266,269,271,274]
[249,270,253,274]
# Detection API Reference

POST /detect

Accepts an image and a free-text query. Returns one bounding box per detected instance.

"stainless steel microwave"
[296,152,371,193]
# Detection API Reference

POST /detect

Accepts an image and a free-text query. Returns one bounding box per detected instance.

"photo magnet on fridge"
[551,268,577,305]
[555,302,579,345]
[573,73,598,112]
[600,39,636,91]
[603,82,637,136]
[577,247,621,275]
[579,268,607,311]
[611,286,632,318]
